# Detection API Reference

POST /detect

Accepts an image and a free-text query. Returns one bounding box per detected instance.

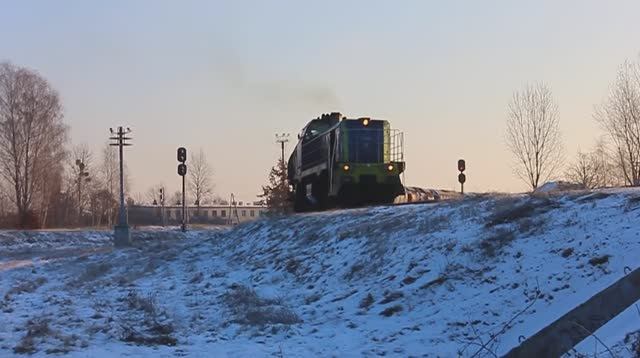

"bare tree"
[188,148,214,210]
[595,58,640,186]
[100,142,118,225]
[172,190,182,205]
[565,150,597,189]
[35,161,64,227]
[88,189,116,227]
[506,83,564,190]
[145,184,165,205]
[0,62,68,227]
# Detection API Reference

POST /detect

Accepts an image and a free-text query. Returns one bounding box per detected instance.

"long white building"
[128,202,268,226]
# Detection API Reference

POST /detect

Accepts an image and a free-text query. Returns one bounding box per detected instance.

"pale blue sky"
[2,1,639,200]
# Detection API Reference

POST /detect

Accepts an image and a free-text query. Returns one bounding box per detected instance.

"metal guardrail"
[503,266,640,358]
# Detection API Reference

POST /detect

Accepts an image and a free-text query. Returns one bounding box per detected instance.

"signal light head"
[343,164,350,171]
[458,159,466,172]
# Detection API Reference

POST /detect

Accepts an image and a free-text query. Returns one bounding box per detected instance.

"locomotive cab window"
[303,120,332,142]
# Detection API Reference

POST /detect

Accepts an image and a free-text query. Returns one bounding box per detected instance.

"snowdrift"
[1,189,639,356]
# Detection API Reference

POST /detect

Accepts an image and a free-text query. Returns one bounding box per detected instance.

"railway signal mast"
[109,126,132,247]
[159,187,166,227]
[458,159,466,194]
[177,147,187,232]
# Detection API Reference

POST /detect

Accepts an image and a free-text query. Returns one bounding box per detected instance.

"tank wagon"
[287,112,405,211]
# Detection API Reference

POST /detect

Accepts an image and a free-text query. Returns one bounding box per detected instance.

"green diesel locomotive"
[287,112,405,211]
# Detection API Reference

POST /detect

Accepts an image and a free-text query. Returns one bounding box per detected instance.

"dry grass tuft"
[117,290,177,346]
[13,318,52,354]
[125,290,157,315]
[6,277,47,300]
[224,284,301,326]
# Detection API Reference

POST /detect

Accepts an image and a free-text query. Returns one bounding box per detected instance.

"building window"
[221,210,226,217]
[212,210,217,217]
[241,210,246,217]
[250,210,255,217]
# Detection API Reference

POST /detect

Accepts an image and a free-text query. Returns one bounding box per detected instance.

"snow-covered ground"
[0,189,639,357]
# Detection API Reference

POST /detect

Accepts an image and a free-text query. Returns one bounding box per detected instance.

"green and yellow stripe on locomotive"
[287,112,405,211]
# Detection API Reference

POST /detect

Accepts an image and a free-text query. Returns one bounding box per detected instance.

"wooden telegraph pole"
[109,126,132,246]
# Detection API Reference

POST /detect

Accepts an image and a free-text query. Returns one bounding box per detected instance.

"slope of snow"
[0,189,639,357]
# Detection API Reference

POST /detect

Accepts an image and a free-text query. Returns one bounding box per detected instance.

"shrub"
[359,293,374,309]
[285,258,300,274]
[486,197,558,227]
[479,228,516,257]
[121,325,177,346]
[19,210,41,229]
[13,318,52,354]
[245,307,301,325]
[588,255,610,266]
[380,305,403,317]
[561,248,574,258]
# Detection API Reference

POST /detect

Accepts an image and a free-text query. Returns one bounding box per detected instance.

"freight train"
[287,112,405,211]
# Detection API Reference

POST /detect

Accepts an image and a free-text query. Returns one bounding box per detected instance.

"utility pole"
[275,133,290,164]
[109,126,132,246]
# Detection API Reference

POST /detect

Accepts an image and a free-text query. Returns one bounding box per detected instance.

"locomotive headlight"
[343,164,350,171]
[362,118,369,126]
[387,164,394,171]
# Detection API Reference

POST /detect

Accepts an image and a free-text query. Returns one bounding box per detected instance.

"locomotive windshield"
[343,120,385,163]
